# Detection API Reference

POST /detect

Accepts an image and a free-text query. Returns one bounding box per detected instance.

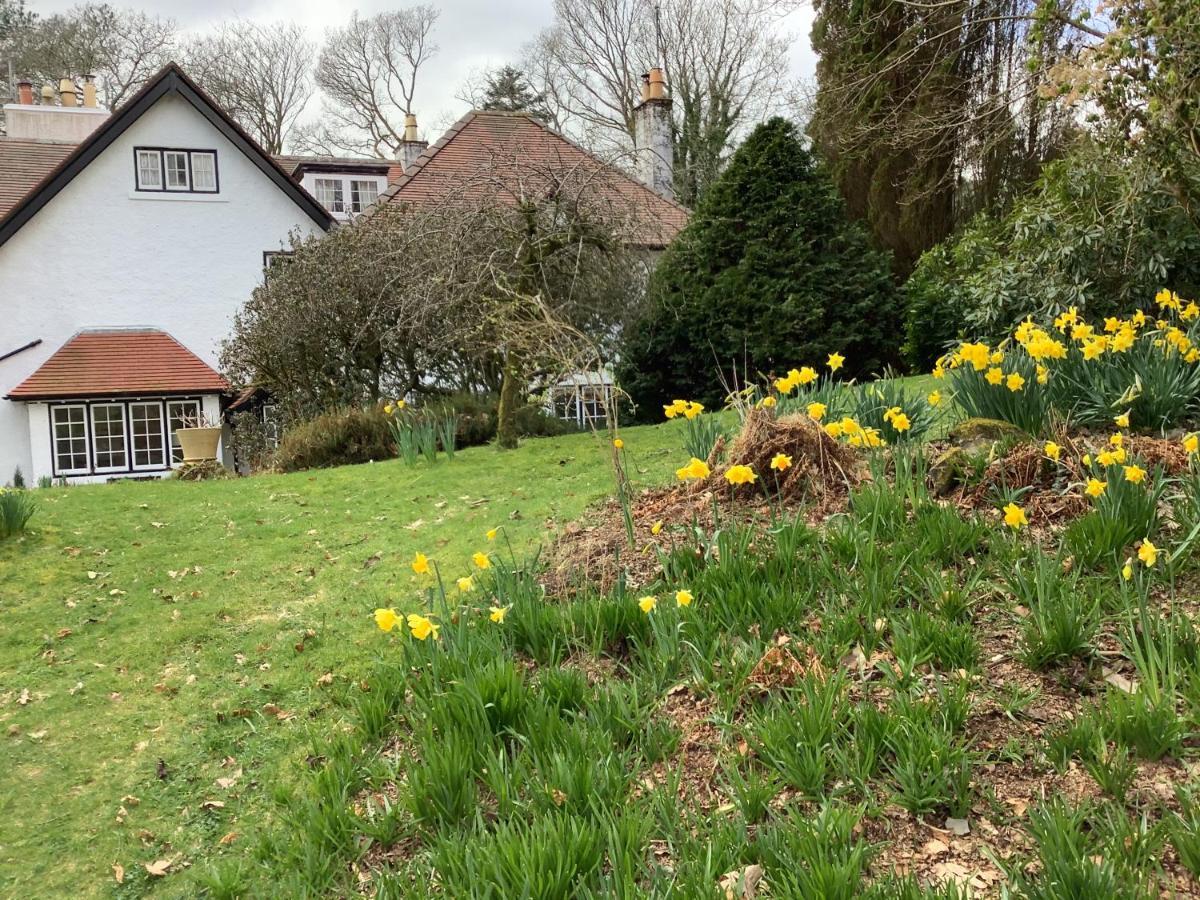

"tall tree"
[617,117,900,415]
[6,3,177,109]
[296,6,439,157]
[809,0,1097,276]
[186,20,314,154]
[527,0,796,205]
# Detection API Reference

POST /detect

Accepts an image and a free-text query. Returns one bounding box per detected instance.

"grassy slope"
[0,423,681,898]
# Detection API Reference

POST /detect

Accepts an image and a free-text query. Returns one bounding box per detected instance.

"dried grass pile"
[544,410,866,593]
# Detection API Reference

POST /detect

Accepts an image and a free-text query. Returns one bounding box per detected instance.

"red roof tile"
[380,111,688,248]
[6,330,228,400]
[0,138,76,219]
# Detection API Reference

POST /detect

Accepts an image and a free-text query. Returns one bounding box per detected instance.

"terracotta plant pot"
[175,426,222,462]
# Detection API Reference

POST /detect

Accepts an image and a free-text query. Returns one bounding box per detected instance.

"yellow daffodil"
[1122,560,1133,580]
[1096,450,1116,467]
[1123,465,1146,484]
[824,422,844,439]
[958,342,991,371]
[1036,364,1049,385]
[1044,441,1061,461]
[411,552,431,575]
[760,396,777,409]
[486,527,499,541]
[675,589,693,607]
[890,413,911,432]
[663,399,688,419]
[827,352,845,372]
[638,595,657,614]
[985,367,1003,385]
[683,401,704,420]
[1137,539,1159,567]
[1183,302,1199,321]
[774,375,797,394]
[1006,372,1025,392]
[1085,478,1107,498]
[725,464,758,485]
[1112,447,1126,463]
[883,406,901,423]
[796,366,818,385]
[927,390,942,407]
[1185,433,1199,454]
[613,438,624,449]
[456,576,474,593]
[383,403,394,415]
[651,520,663,535]
[489,606,509,623]
[1114,412,1130,428]
[1109,433,1123,448]
[675,457,711,481]
[374,608,400,632]
[1002,502,1027,530]
[407,613,439,641]
[806,401,826,421]
[770,453,792,472]
[472,552,491,570]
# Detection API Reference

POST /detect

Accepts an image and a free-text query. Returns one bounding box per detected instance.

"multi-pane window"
[350,180,379,213]
[136,149,162,189]
[52,406,89,474]
[191,152,217,191]
[167,400,201,464]
[134,148,219,193]
[314,178,345,214]
[90,404,127,471]
[130,402,166,469]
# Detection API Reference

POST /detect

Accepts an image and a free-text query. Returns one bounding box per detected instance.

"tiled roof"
[6,329,229,400]
[0,138,76,218]
[379,110,689,248]
[274,154,407,183]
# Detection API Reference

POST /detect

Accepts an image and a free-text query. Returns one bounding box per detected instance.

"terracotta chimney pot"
[17,80,33,105]
[403,113,419,142]
[647,67,667,100]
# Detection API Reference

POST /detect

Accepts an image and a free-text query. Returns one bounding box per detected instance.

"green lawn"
[0,422,682,898]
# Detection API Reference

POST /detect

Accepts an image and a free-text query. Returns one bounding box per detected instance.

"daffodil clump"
[663,398,726,460]
[942,290,1200,435]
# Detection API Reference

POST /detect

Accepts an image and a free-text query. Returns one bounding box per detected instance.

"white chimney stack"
[634,67,674,201]
[398,113,428,174]
[3,76,108,142]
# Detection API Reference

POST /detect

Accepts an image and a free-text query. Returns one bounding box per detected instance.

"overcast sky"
[28,0,816,137]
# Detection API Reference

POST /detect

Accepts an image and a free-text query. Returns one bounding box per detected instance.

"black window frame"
[47,396,206,478]
[133,147,220,195]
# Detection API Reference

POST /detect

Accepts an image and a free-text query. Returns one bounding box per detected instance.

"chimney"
[4,77,109,141]
[398,113,428,174]
[634,67,674,201]
[59,78,78,108]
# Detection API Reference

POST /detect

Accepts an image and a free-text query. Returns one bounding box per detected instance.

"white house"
[0,64,335,484]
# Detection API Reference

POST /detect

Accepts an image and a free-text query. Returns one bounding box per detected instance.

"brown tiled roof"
[6,329,229,400]
[379,110,688,248]
[274,154,406,183]
[0,138,76,219]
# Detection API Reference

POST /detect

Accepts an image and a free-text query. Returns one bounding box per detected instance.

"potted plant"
[175,412,223,462]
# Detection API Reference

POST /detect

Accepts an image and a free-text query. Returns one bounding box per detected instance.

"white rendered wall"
[0,93,324,483]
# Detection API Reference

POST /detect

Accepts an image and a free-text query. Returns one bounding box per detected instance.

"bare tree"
[186,20,314,154]
[297,6,439,157]
[527,0,797,203]
[7,3,177,108]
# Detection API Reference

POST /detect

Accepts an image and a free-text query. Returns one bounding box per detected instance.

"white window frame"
[349,179,380,213]
[129,402,168,471]
[89,403,128,473]
[52,405,91,476]
[163,150,190,190]
[167,399,202,465]
[136,149,163,191]
[313,178,345,214]
[190,151,217,192]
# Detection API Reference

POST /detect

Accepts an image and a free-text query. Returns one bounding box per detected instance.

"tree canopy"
[617,117,899,415]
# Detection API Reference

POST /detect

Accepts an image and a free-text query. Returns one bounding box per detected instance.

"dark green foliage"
[617,118,901,416]
[0,488,36,538]
[273,406,395,472]
[436,393,579,448]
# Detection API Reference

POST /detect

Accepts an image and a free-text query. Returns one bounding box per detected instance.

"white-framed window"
[350,179,380,213]
[314,178,345,214]
[52,405,90,475]
[134,148,219,194]
[136,149,163,190]
[129,402,167,469]
[90,403,128,472]
[167,400,202,464]
[191,152,217,191]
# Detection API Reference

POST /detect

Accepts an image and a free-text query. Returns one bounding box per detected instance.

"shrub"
[0,489,36,538]
[431,393,579,448]
[617,117,900,417]
[227,410,279,473]
[273,407,395,472]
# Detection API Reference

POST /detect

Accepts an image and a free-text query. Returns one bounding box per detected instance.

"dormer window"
[134,147,219,193]
[306,173,386,218]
